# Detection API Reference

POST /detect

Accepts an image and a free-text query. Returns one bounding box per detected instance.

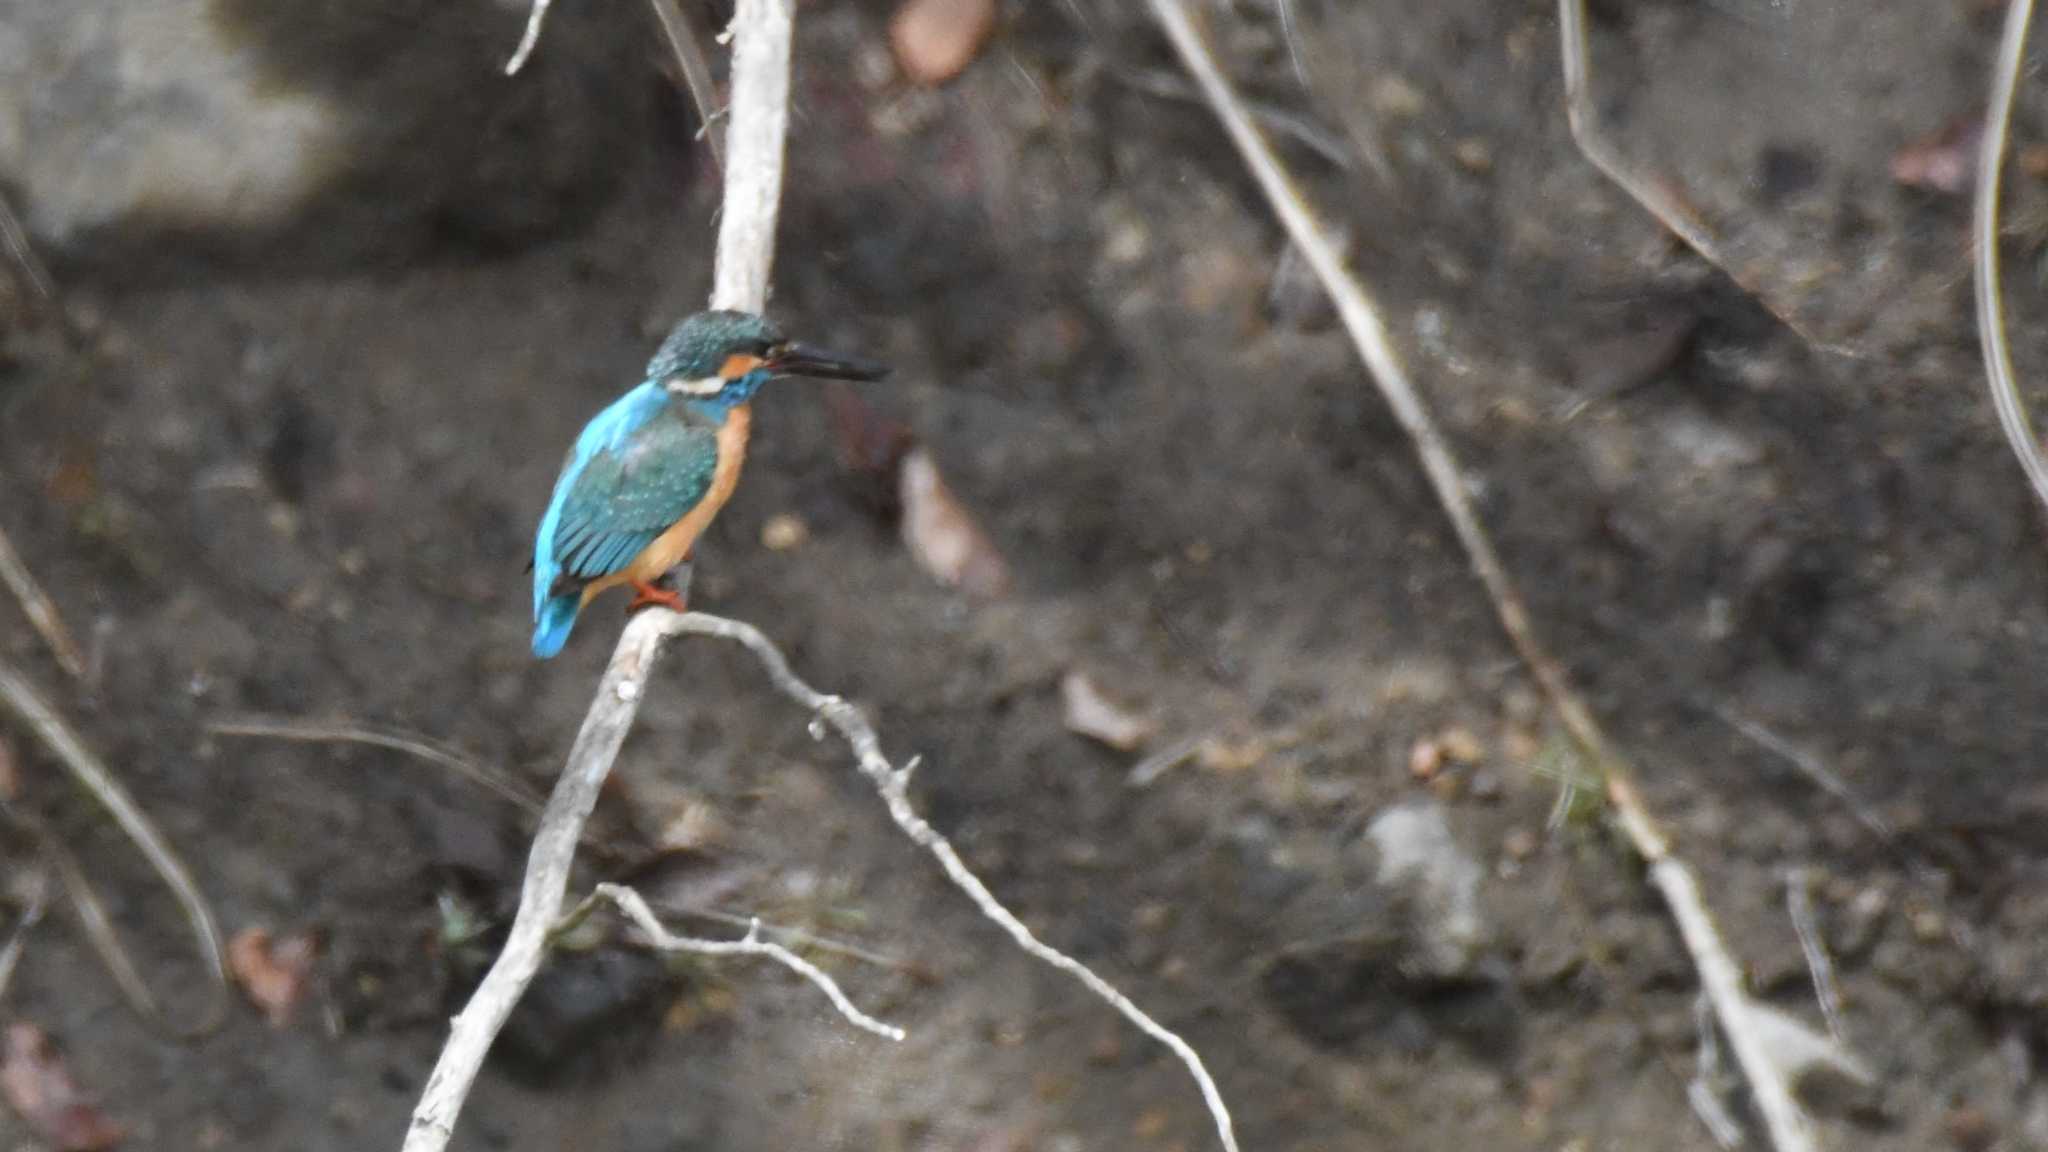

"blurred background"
[3,0,2048,1148]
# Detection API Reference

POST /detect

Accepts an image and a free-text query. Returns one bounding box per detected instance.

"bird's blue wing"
[547,412,720,587]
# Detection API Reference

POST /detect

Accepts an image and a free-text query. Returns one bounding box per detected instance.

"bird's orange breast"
[584,405,752,603]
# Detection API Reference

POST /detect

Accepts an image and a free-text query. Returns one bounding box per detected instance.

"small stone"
[1453,138,1493,172]
[1439,727,1484,764]
[1368,800,1491,976]
[761,513,808,551]
[1371,76,1425,118]
[889,0,998,86]
[1503,828,1538,861]
[1408,738,1444,780]
[1133,1110,1169,1140]
[1910,907,1946,942]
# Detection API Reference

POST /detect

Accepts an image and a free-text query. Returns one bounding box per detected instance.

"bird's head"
[648,310,888,412]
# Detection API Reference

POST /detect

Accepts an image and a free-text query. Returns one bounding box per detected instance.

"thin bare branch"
[1146,3,1840,1149]
[0,860,50,1004]
[1785,867,1848,1045]
[206,715,547,817]
[665,612,1241,1152]
[0,661,227,1035]
[1709,704,1893,841]
[650,0,728,172]
[0,190,57,316]
[0,526,85,681]
[577,882,903,1040]
[678,905,906,971]
[1974,0,2048,515]
[504,0,556,75]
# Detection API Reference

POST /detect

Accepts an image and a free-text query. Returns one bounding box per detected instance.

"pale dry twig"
[1146,2,1848,1149]
[0,660,227,1034]
[0,525,85,681]
[1973,0,2048,516]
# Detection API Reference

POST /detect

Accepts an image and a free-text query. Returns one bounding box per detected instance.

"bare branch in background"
[0,661,227,1035]
[1144,2,1854,1149]
[503,0,557,75]
[1973,0,2048,516]
[0,526,85,682]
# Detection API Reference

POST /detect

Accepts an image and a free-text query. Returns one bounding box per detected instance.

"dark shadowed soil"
[4,1,2048,1149]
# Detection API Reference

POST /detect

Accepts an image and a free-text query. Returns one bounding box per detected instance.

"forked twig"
[1146,2,1840,1149]
[570,882,902,1040]
[1973,0,2048,515]
[0,661,227,1035]
[0,525,86,681]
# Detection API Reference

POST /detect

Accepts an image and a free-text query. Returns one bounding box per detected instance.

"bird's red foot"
[626,579,687,614]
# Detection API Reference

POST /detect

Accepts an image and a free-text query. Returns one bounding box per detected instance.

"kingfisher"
[530,310,888,658]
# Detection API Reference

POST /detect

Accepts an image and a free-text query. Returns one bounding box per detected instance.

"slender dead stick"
[649,0,728,172]
[206,715,547,817]
[0,660,227,1035]
[1974,0,2048,515]
[1145,3,1837,1149]
[0,526,85,681]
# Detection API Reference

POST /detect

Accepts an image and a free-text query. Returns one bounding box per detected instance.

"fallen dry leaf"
[899,447,1011,598]
[890,0,997,86]
[1061,671,1155,752]
[228,928,318,1027]
[1,1023,122,1151]
[1891,118,1981,195]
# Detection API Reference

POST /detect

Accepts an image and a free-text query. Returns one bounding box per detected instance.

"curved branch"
[1974,0,2048,515]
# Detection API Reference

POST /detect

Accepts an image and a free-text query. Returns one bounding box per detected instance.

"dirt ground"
[5,0,2048,1149]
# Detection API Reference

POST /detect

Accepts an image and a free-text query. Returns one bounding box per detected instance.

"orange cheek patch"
[720,353,765,379]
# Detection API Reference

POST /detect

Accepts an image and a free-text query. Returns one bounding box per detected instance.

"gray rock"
[1367,799,1491,977]
[0,0,647,268]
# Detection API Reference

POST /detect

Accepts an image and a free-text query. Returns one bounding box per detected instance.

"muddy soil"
[3,1,2047,1149]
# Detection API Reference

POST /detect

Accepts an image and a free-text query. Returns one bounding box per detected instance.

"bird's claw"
[626,578,687,614]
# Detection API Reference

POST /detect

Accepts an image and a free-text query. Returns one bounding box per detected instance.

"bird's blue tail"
[532,595,581,658]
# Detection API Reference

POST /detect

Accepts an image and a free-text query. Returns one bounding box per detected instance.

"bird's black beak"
[769,342,891,382]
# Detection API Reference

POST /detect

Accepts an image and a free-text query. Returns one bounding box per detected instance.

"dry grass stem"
[0,191,57,315]
[206,715,547,817]
[573,882,904,1040]
[1785,867,1848,1044]
[650,0,728,171]
[1710,705,1892,840]
[1973,0,2048,515]
[0,527,85,681]
[0,661,227,1035]
[0,862,49,1004]
[1147,1,1839,1148]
